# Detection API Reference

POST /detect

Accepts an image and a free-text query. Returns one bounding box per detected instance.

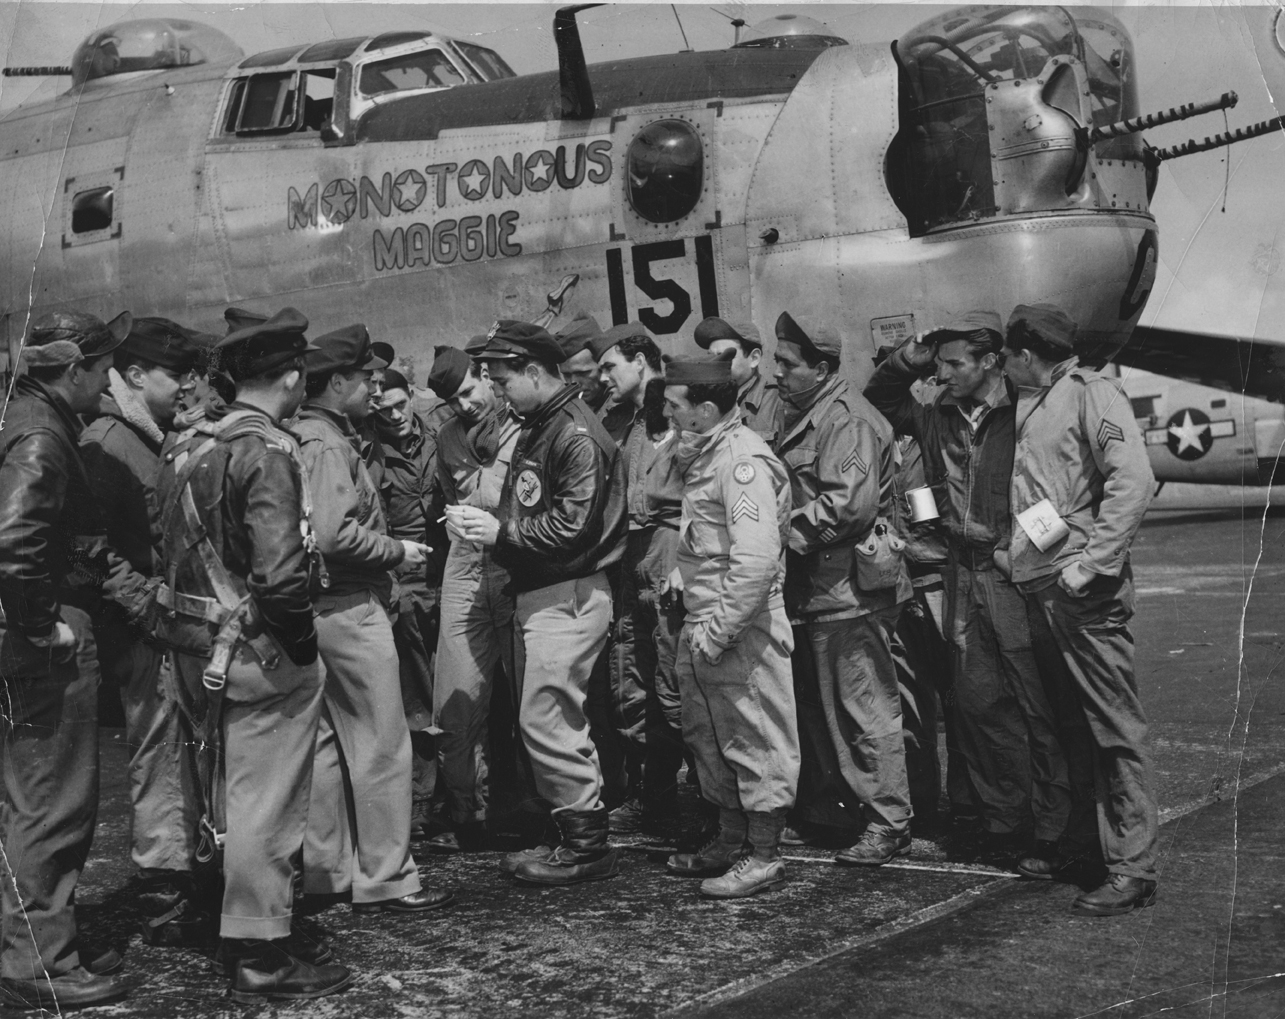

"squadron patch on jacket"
[1096,419,1125,449]
[731,492,760,523]
[732,461,756,484]
[515,468,542,507]
[841,449,868,474]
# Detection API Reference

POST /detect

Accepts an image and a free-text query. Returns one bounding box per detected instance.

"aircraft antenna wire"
[1222,107,1230,213]
[671,5,692,52]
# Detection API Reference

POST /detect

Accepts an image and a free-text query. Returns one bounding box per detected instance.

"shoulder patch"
[730,491,760,523]
[1097,419,1125,449]
[732,461,756,485]
[841,448,869,474]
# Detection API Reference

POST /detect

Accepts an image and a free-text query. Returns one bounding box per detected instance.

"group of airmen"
[0,296,1160,1009]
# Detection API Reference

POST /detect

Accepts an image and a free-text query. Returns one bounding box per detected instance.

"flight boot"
[835,829,912,867]
[1071,874,1158,916]
[667,808,747,876]
[513,807,621,886]
[137,870,215,947]
[225,938,352,1004]
[700,808,788,899]
[499,817,560,875]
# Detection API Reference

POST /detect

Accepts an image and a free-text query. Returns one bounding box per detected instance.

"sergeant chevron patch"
[1097,419,1125,449]
[731,492,760,523]
[842,448,868,474]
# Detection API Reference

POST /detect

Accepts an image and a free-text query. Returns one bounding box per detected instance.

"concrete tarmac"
[29,496,1285,1017]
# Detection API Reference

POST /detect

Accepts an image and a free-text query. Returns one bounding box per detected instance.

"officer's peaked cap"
[306,323,389,377]
[24,309,132,367]
[693,317,761,351]
[775,311,841,359]
[121,316,204,373]
[477,320,564,366]
[370,341,396,368]
[216,307,315,380]
[223,306,268,335]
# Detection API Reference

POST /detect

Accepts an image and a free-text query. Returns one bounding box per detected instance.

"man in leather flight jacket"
[451,320,626,887]
[0,310,137,1011]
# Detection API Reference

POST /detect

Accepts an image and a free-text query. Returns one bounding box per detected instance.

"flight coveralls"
[379,405,451,816]
[1010,358,1158,879]
[0,376,148,980]
[81,385,199,879]
[867,353,1074,841]
[674,413,799,814]
[154,403,323,940]
[738,371,782,445]
[492,384,626,815]
[433,405,524,823]
[294,405,422,903]
[778,377,912,837]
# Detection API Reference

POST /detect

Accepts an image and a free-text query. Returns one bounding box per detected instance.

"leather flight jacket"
[494,384,626,593]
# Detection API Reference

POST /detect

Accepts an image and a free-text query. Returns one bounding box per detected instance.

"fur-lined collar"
[106,368,165,445]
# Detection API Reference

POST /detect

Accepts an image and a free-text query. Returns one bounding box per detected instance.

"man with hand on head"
[692,317,782,444]
[449,321,626,886]
[424,345,524,852]
[80,316,212,948]
[661,352,798,899]
[865,311,1084,874]
[773,312,915,867]
[1001,304,1158,916]
[0,310,135,1010]
[293,324,452,915]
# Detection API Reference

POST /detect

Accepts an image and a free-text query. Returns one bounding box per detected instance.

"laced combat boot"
[513,807,621,886]
[667,808,747,876]
[700,808,788,899]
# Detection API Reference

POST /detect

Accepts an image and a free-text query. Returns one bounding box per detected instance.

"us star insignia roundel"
[733,461,756,484]
[731,492,760,523]
[515,469,542,507]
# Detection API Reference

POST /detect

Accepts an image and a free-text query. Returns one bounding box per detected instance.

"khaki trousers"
[678,606,799,814]
[175,645,324,939]
[305,590,421,902]
[514,573,611,815]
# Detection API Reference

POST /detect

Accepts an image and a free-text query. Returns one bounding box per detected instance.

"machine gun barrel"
[1152,116,1284,162]
[2,66,72,77]
[1088,91,1238,143]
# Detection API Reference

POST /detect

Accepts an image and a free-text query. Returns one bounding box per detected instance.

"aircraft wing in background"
[1111,325,1285,405]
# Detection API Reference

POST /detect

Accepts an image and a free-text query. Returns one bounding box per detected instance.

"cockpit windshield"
[889,5,1140,233]
[71,19,241,88]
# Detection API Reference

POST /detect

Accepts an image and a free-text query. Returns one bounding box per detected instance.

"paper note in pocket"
[1016,498,1070,552]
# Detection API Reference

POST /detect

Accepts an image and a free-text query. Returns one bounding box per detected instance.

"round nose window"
[627,120,703,223]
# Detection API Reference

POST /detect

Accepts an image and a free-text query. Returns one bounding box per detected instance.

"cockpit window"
[225,72,298,133]
[889,5,1141,233]
[358,50,465,97]
[451,41,516,82]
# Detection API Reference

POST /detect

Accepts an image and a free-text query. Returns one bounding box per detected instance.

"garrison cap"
[427,345,472,399]
[693,316,761,351]
[774,311,841,359]
[216,307,315,381]
[1007,303,1077,355]
[382,367,411,394]
[477,320,564,366]
[590,320,650,361]
[120,317,203,373]
[924,309,1004,352]
[306,323,389,377]
[555,312,604,361]
[223,307,268,335]
[24,309,132,367]
[665,351,737,386]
